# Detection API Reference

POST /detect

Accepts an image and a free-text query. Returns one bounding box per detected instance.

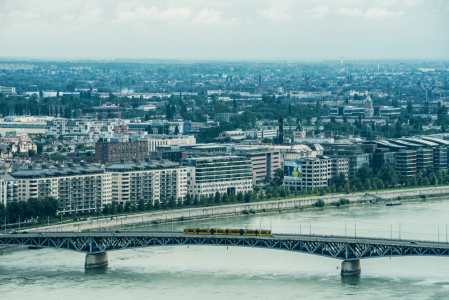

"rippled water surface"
[2,199,449,300]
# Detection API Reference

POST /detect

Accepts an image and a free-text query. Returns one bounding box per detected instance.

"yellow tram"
[184,228,272,236]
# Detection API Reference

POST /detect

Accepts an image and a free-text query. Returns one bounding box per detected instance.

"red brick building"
[95,141,148,165]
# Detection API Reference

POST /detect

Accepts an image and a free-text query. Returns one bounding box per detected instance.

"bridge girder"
[1,234,449,261]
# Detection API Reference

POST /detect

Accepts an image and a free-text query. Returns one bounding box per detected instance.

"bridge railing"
[2,231,448,247]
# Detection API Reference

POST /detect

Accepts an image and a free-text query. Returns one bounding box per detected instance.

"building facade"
[105,158,187,206]
[0,172,18,207]
[11,162,111,214]
[95,141,149,165]
[181,156,253,199]
[284,156,349,192]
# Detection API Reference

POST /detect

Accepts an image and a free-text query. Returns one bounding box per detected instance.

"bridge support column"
[341,259,361,276]
[85,252,108,269]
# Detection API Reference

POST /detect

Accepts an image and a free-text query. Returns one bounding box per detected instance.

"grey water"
[2,199,449,299]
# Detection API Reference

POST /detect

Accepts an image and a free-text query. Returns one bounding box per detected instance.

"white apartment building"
[11,162,111,214]
[0,87,16,94]
[181,156,253,199]
[105,158,187,205]
[142,134,196,152]
[45,118,98,136]
[284,156,349,192]
[0,172,18,207]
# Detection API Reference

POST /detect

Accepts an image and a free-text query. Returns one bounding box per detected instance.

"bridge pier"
[341,259,361,276]
[85,252,108,269]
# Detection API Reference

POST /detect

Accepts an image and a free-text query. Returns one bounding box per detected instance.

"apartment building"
[180,156,253,199]
[95,140,149,165]
[45,118,98,136]
[105,158,187,205]
[233,146,281,185]
[142,134,196,151]
[284,156,349,192]
[0,172,18,207]
[11,162,111,214]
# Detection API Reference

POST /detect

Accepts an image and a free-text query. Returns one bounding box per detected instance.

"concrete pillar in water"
[85,252,108,269]
[341,259,361,276]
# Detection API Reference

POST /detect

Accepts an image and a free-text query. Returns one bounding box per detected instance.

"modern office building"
[105,158,187,206]
[284,156,349,192]
[95,140,149,165]
[180,156,253,199]
[233,146,281,185]
[323,144,373,180]
[11,162,111,214]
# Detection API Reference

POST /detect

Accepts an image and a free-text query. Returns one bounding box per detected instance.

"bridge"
[2,231,449,275]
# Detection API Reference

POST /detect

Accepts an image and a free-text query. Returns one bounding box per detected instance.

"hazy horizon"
[0,0,448,60]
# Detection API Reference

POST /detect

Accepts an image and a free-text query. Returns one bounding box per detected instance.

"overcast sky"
[0,0,448,61]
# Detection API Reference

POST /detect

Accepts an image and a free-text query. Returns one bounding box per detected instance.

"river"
[1,199,449,299]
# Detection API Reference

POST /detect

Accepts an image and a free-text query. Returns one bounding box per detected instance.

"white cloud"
[257,8,291,21]
[306,5,330,19]
[365,7,406,18]
[8,11,40,20]
[337,7,363,16]
[115,6,192,23]
[402,0,423,6]
[78,9,103,23]
[193,9,239,25]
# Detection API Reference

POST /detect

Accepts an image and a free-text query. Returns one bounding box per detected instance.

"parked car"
[73,230,81,233]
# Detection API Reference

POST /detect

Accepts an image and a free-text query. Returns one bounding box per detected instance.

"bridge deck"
[1,231,449,260]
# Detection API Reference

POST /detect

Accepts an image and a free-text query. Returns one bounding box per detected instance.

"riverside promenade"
[23,186,449,233]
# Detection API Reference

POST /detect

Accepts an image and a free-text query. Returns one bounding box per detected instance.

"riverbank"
[19,185,449,233]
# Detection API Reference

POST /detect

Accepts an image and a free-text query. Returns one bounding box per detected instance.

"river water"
[1,199,449,299]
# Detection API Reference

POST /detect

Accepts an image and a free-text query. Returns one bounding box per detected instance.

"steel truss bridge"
[1,231,449,261]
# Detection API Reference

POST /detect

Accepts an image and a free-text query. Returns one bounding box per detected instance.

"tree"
[423,177,430,186]
[161,199,168,209]
[315,199,325,208]
[344,182,350,193]
[229,193,236,203]
[102,204,109,215]
[356,166,372,184]
[280,188,287,198]
[117,203,124,214]
[275,168,284,184]
[138,199,145,212]
[124,201,131,213]
[244,192,251,203]
[192,196,199,206]
[110,201,117,215]
[174,125,179,135]
[378,180,385,189]
[200,196,207,206]
[430,174,437,186]
[207,195,214,205]
[184,193,192,206]
[214,192,221,204]
[378,164,398,185]
[146,200,153,211]
[28,149,36,157]
[222,193,228,203]
[372,181,377,190]
[351,185,357,192]
[168,196,176,208]
[331,184,336,193]
[154,200,161,210]
[236,191,244,202]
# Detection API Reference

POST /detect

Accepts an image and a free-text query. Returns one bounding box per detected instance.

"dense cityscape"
[0,60,448,223]
[1,0,449,298]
